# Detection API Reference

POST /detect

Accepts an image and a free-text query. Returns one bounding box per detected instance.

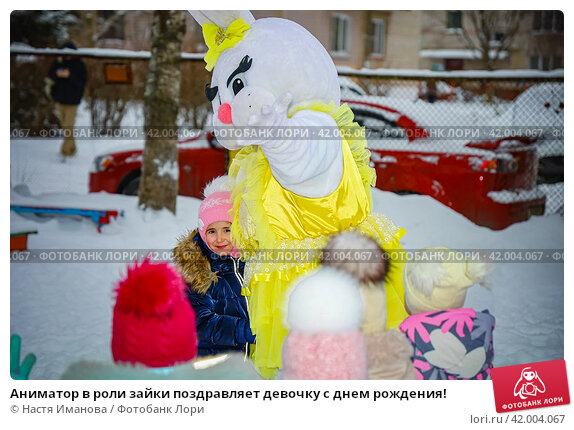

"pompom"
[203,175,231,198]
[322,232,388,283]
[406,260,447,297]
[286,267,363,334]
[114,260,188,316]
[466,259,492,287]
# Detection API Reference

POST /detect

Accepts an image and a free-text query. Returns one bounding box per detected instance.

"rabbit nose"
[218,103,232,124]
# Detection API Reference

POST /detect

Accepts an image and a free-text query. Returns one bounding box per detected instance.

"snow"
[8,91,564,380]
[338,66,564,80]
[153,159,179,181]
[487,83,564,158]
[339,76,367,96]
[419,49,509,60]
[10,43,205,60]
[10,212,39,234]
[370,154,397,164]
[539,183,564,215]
[412,154,439,165]
[487,188,546,204]
[9,131,564,379]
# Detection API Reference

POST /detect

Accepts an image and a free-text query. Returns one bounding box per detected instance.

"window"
[554,11,564,31]
[532,11,542,31]
[331,14,350,54]
[543,11,554,30]
[489,32,505,47]
[446,11,462,29]
[371,19,386,56]
[530,55,562,70]
[533,11,563,32]
[445,58,464,71]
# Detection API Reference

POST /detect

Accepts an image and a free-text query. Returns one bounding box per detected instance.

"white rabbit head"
[189,10,341,149]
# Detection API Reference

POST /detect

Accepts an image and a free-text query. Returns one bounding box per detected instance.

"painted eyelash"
[226,55,253,87]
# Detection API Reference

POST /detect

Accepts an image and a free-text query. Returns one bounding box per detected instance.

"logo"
[492,359,570,413]
[514,367,546,399]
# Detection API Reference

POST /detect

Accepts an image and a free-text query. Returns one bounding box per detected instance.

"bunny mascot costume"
[189,10,408,378]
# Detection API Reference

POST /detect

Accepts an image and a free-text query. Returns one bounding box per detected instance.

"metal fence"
[10,49,564,217]
[338,68,564,215]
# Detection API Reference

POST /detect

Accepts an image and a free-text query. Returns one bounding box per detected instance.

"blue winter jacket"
[173,230,255,357]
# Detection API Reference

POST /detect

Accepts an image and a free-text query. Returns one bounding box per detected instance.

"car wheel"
[121,175,140,196]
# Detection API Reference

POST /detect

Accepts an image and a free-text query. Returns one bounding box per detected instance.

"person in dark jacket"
[173,177,255,357]
[47,41,87,158]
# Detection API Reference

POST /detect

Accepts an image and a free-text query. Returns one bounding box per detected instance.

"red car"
[346,99,545,230]
[89,132,226,199]
[89,101,545,230]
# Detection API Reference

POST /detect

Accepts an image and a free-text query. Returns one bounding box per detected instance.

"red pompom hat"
[111,260,198,368]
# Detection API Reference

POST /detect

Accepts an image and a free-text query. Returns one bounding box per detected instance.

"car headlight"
[92,155,113,172]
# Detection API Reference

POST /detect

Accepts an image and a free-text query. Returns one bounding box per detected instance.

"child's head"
[198,176,234,255]
[204,221,233,256]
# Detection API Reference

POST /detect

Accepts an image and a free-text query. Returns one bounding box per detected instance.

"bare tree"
[92,11,126,43]
[459,11,525,70]
[138,10,186,214]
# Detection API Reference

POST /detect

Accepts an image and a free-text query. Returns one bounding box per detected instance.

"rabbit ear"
[188,10,215,26]
[189,10,255,28]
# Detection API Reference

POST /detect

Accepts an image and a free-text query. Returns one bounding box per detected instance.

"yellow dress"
[229,102,408,378]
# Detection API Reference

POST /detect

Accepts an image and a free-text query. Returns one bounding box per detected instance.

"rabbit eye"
[226,55,252,97]
[232,78,245,95]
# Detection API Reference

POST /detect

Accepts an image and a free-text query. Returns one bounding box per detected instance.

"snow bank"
[9,109,563,380]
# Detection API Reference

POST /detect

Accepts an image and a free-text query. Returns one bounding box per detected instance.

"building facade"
[85,10,563,72]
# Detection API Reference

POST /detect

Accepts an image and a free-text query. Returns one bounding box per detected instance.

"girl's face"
[205,221,233,256]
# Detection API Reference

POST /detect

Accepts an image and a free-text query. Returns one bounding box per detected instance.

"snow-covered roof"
[419,49,509,60]
[10,43,205,60]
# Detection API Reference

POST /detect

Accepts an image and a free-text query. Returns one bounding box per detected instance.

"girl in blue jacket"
[174,177,255,357]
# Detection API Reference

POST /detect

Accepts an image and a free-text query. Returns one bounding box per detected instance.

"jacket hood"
[173,230,217,295]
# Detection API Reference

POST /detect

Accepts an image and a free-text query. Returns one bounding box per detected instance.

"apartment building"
[88,10,563,71]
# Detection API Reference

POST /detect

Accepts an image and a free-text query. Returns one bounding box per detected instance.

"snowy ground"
[9,127,564,379]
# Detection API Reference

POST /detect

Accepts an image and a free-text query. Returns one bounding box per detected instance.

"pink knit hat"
[198,176,233,243]
[111,260,198,368]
